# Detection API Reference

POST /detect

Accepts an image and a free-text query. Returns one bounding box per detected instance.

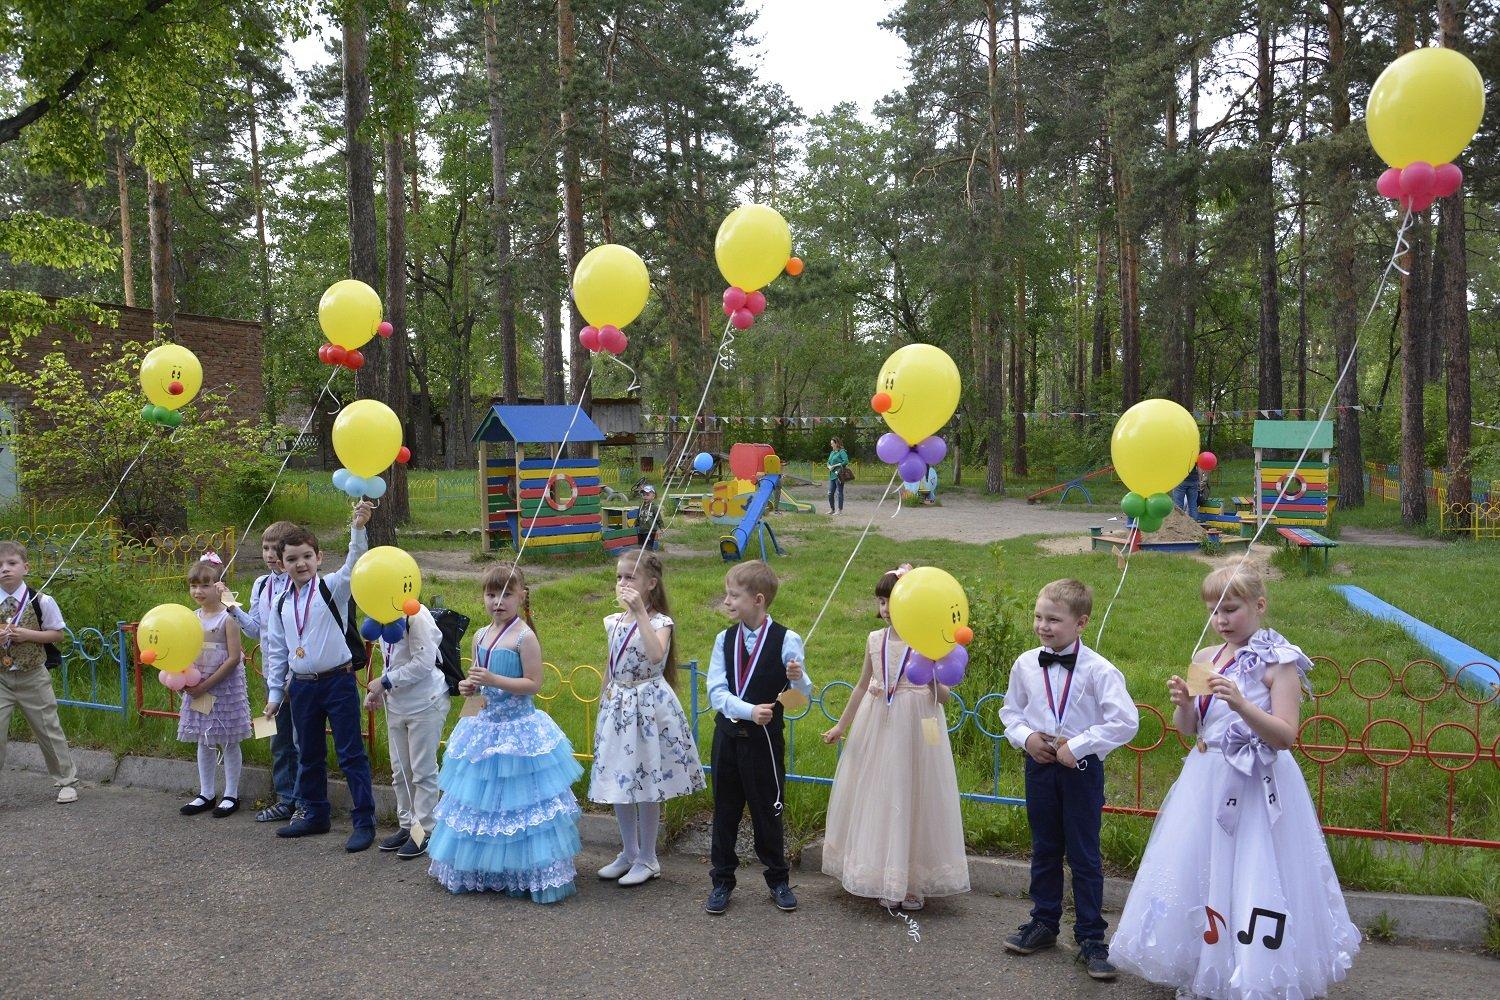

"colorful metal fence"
[52,623,131,714]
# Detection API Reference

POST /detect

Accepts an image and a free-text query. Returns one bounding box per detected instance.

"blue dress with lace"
[427,634,581,903]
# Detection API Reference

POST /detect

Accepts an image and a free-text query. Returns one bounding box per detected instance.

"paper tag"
[922,716,943,746]
[189,693,216,714]
[777,688,809,712]
[409,820,427,848]
[252,715,277,739]
[1186,649,1218,697]
[459,695,484,718]
[223,591,240,608]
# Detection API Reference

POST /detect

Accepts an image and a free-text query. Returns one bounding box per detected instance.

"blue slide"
[720,475,783,562]
[1333,585,1498,695]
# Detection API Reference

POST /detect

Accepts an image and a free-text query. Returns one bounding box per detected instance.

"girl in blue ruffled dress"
[427,562,581,903]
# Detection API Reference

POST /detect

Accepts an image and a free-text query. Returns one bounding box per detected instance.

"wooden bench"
[1276,526,1338,571]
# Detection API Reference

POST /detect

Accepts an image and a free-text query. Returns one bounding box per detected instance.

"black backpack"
[278,580,369,671]
[22,591,62,669]
[429,600,471,697]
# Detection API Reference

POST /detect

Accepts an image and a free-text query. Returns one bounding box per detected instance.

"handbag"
[837,465,855,484]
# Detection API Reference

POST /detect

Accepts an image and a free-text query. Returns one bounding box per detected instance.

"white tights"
[614,801,661,864]
[196,741,244,800]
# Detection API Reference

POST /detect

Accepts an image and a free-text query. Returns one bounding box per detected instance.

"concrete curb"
[799,838,1491,950]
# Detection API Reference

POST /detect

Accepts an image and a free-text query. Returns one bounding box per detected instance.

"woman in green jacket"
[826,437,849,514]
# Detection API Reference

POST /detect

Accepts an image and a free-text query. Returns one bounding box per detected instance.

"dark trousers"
[709,718,788,890]
[827,478,845,512]
[288,669,375,828]
[270,704,298,808]
[1024,754,1106,942]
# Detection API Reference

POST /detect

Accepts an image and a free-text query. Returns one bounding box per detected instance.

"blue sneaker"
[704,885,733,915]
[345,826,375,853]
[275,816,331,839]
[770,883,798,912]
[1003,920,1058,955]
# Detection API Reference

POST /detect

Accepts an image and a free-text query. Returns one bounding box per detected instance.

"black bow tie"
[1038,649,1077,671]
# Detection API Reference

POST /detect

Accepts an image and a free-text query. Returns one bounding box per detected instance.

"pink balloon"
[722,286,747,312]
[599,325,626,353]
[162,672,187,692]
[1411,192,1435,214]
[157,670,170,686]
[1376,167,1402,200]
[579,326,601,351]
[745,291,767,316]
[182,667,202,686]
[377,321,394,338]
[614,333,629,355]
[1433,163,1463,198]
[1399,161,1435,198]
[731,308,754,331]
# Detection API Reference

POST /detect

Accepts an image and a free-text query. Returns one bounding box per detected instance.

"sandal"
[901,895,924,911]
[180,795,215,816]
[212,796,240,818]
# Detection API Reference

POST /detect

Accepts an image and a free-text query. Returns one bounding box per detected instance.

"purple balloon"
[914,435,947,465]
[897,454,927,483]
[935,646,968,686]
[905,654,935,686]
[876,431,910,465]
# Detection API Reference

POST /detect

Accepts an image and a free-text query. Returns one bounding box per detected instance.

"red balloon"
[1399,161,1435,198]
[1197,450,1218,472]
[377,321,394,338]
[168,380,184,396]
[1376,167,1402,200]
[345,349,365,370]
[1411,192,1435,214]
[731,308,754,331]
[722,286,748,312]
[328,345,349,365]
[396,446,411,464]
[579,326,601,351]
[1433,163,1463,198]
[745,291,767,316]
[599,325,626,354]
[318,344,332,364]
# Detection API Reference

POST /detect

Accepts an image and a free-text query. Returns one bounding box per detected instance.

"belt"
[608,674,664,690]
[290,661,353,683]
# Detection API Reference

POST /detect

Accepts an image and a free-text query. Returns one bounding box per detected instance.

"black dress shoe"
[396,835,428,859]
[379,829,411,852]
[180,795,215,816]
[704,885,732,915]
[211,797,240,818]
[1003,920,1059,955]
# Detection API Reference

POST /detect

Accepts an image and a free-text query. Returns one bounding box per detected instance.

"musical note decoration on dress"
[1202,905,1227,945]
[1235,907,1287,950]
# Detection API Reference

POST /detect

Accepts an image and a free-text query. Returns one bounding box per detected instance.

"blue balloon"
[332,468,352,491]
[342,476,366,498]
[364,476,388,499]
[381,620,407,643]
[693,452,714,474]
[359,616,384,642]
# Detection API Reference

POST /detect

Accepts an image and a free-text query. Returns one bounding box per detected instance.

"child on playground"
[0,540,79,803]
[219,520,300,823]
[262,502,375,851]
[1000,579,1139,982]
[1110,567,1359,1000]
[704,559,813,915]
[427,562,581,902]
[820,564,969,910]
[590,550,705,886]
[362,600,446,861]
[176,554,250,817]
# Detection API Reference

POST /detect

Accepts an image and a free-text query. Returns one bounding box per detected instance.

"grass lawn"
[13,466,1499,918]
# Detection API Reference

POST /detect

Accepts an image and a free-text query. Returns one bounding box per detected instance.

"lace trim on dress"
[428,858,576,894]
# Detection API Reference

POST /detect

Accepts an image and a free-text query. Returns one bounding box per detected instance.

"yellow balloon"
[888,567,970,661]
[1110,399,1200,497]
[572,244,650,329]
[139,344,203,411]
[351,546,422,625]
[332,400,404,479]
[318,279,382,350]
[875,344,962,445]
[138,603,204,674]
[1366,48,1485,168]
[715,204,792,293]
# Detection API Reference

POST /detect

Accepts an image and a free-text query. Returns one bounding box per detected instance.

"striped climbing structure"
[1242,419,1336,534]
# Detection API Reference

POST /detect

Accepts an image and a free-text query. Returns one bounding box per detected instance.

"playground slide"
[778,492,814,514]
[720,474,780,562]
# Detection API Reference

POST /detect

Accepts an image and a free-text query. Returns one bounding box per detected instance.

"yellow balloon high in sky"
[1366,48,1485,168]
[139,344,203,410]
[318,279,383,350]
[874,344,962,445]
[889,566,970,661]
[137,603,204,674]
[1110,398,1200,497]
[715,204,792,292]
[352,547,422,624]
[572,244,650,329]
[332,399,404,479]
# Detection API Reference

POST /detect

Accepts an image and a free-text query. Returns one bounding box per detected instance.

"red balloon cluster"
[318,344,366,370]
[1376,161,1462,214]
[579,324,628,355]
[722,286,767,331]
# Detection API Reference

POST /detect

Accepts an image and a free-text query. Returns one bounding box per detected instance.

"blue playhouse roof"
[472,404,605,445]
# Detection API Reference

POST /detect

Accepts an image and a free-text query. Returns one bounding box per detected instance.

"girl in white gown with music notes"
[1110,567,1359,1000]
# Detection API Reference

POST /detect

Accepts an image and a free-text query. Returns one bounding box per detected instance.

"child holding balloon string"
[176,554,251,818]
[820,564,969,911]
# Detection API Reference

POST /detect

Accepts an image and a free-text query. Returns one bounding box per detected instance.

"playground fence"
[0,521,235,582]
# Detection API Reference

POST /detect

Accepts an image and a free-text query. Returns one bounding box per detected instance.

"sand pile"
[1141,508,1210,542]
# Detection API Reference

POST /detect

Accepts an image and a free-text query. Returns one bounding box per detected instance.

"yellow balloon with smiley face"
[351,546,423,625]
[137,603,204,674]
[872,344,961,446]
[888,566,971,661]
[139,344,204,410]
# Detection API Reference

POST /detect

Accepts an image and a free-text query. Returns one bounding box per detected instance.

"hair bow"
[892,563,913,578]
[200,550,224,566]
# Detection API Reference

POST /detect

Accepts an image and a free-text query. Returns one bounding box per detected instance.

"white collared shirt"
[264,526,368,702]
[1000,641,1139,761]
[0,584,65,631]
[706,619,812,722]
[376,606,446,714]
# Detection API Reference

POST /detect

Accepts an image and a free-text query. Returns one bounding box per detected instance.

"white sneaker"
[597,853,633,880]
[618,861,661,886]
[55,786,78,804]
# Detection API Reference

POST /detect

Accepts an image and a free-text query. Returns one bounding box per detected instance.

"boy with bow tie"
[999,579,1139,981]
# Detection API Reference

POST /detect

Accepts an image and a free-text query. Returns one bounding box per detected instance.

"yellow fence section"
[113,527,239,582]
[0,521,238,582]
[1439,500,1500,539]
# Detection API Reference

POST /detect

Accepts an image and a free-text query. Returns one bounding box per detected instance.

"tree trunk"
[1184,46,1201,409]
[245,75,275,423]
[983,1,1006,495]
[1111,137,1139,405]
[1394,2,1427,526]
[1164,77,1185,406]
[1439,0,1472,526]
[1090,142,1111,384]
[1295,23,1311,413]
[384,127,411,525]
[483,9,520,405]
[557,0,589,410]
[1255,9,1283,411]
[146,174,174,337]
[115,142,135,308]
[1324,0,1363,506]
[1009,0,1027,477]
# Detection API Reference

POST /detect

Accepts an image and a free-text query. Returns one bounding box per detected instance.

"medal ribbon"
[290,577,318,650]
[480,616,521,668]
[608,617,640,681]
[2,584,28,656]
[734,618,771,700]
[1198,646,1235,719]
[1040,639,1080,731]
[261,575,283,623]
[881,627,912,706]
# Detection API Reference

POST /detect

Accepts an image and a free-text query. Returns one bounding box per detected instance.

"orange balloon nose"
[871,393,892,414]
[168,381,184,395]
[402,598,421,616]
[140,649,158,664]
[954,626,974,646]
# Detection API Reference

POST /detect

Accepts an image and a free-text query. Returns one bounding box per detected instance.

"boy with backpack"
[262,504,377,852]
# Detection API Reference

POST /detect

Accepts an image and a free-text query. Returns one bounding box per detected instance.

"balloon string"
[1092,525,1139,652]
[35,433,163,594]
[1191,206,1416,654]
[219,368,341,580]
[598,350,641,394]
[803,470,900,649]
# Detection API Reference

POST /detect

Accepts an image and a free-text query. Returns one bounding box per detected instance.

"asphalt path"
[1,771,1492,999]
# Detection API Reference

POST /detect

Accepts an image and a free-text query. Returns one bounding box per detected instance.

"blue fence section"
[54,622,130,714]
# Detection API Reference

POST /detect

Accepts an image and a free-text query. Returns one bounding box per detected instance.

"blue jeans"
[1024,754,1107,942]
[270,705,298,808]
[827,477,844,512]
[1172,477,1201,517]
[288,669,375,829]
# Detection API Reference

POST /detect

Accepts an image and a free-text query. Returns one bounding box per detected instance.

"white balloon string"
[803,470,900,649]
[1092,525,1139,651]
[598,350,642,393]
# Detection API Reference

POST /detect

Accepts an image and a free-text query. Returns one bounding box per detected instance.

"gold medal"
[1196,737,1208,753]
[295,646,306,659]
[1,654,11,667]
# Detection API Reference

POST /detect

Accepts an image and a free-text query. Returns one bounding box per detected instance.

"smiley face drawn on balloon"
[887,566,970,661]
[875,344,961,446]
[351,546,423,626]
[137,603,204,673]
[140,344,204,411]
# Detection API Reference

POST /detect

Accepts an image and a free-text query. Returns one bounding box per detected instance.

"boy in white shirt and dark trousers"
[363,603,447,859]
[1000,579,1139,982]
[0,541,79,803]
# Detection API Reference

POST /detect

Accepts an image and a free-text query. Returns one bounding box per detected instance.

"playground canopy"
[472,404,606,445]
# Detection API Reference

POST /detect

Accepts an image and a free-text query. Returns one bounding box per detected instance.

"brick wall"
[2,302,264,425]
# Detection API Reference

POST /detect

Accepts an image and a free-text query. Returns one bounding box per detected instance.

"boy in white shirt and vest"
[1000,579,1139,982]
[0,541,78,803]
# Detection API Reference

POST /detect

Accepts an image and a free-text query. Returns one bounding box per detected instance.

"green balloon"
[1147,492,1175,518]
[1121,492,1147,518]
[1137,515,1163,534]
[141,404,156,422]
[165,409,184,428]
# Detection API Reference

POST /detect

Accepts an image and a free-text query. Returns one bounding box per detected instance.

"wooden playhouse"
[473,404,640,557]
[1236,419,1337,534]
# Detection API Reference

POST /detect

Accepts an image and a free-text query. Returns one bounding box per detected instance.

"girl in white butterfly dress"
[1111,567,1359,1000]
